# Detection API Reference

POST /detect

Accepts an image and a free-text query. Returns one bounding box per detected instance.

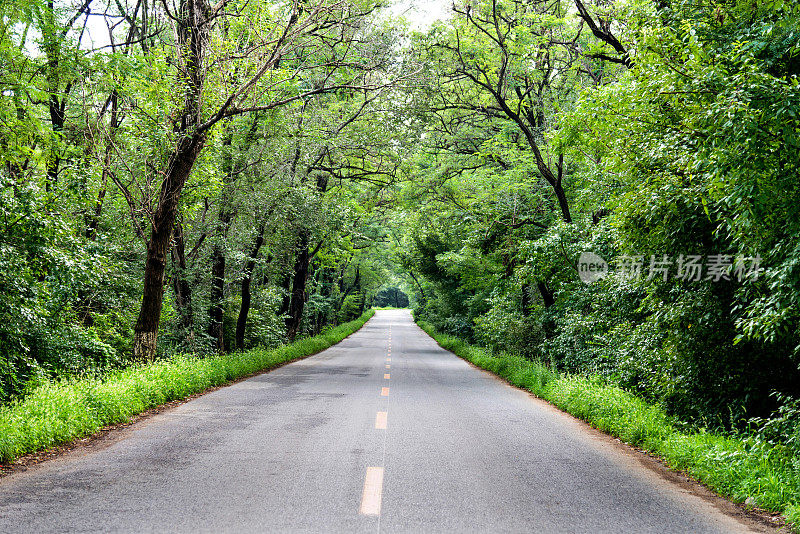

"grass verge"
[415,319,799,530]
[0,310,374,464]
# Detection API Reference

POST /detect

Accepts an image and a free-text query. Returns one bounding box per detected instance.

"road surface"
[0,310,770,533]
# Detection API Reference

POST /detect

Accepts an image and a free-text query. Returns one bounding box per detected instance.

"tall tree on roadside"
[410,0,583,311]
[431,0,580,224]
[128,0,388,360]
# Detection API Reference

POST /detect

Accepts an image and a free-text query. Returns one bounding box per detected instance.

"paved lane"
[0,310,768,533]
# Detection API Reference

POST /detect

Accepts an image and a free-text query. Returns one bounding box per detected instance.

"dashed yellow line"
[375,411,387,429]
[359,467,384,515]
[358,328,394,517]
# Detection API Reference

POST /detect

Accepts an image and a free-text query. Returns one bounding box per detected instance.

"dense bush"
[339,293,365,323]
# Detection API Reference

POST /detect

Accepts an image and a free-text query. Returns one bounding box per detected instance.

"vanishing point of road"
[0,310,773,533]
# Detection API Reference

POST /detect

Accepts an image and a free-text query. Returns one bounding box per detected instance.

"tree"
[124,0,389,359]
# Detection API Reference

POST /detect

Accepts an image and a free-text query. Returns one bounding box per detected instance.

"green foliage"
[339,293,365,323]
[0,0,403,396]
[396,7,800,522]
[473,289,542,357]
[373,287,409,308]
[400,0,800,434]
[751,393,800,455]
[0,177,134,401]
[241,305,286,350]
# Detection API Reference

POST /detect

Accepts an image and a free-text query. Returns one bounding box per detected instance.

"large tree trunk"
[521,283,532,317]
[132,0,211,360]
[171,221,194,334]
[133,134,205,361]
[208,208,232,352]
[236,273,252,350]
[42,0,67,191]
[537,280,556,339]
[285,233,311,340]
[358,289,366,315]
[553,180,572,224]
[236,224,266,350]
[408,269,426,303]
[207,244,226,351]
[537,280,555,309]
[277,273,292,318]
[46,94,64,188]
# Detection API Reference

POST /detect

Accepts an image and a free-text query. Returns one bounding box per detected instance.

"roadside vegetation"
[0,0,414,405]
[0,311,373,464]
[417,320,800,528]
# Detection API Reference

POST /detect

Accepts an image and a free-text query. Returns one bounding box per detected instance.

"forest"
[1,0,799,483]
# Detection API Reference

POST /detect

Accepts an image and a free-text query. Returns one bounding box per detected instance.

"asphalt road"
[0,310,770,533]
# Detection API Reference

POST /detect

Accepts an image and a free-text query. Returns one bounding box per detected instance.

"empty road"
[0,310,769,533]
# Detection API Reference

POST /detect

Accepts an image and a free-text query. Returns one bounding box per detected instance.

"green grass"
[416,320,800,530]
[0,310,374,464]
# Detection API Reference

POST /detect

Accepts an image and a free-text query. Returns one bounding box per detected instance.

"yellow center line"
[384,373,390,379]
[386,358,391,362]
[375,411,388,429]
[359,467,384,516]
[381,387,389,396]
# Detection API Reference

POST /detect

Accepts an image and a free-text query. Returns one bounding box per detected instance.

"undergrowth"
[416,320,800,531]
[0,310,374,464]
